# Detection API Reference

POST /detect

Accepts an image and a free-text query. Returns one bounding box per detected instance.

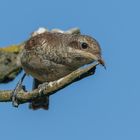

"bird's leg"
[11,73,26,107]
[29,81,49,110]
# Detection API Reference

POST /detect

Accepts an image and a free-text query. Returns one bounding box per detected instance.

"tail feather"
[29,78,49,110]
[29,96,49,110]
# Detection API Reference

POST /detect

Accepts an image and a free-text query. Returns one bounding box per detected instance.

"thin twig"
[0,63,98,105]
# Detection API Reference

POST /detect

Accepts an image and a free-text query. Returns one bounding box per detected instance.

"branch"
[0,63,98,105]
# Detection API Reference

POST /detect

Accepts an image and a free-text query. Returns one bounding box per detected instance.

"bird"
[14,29,105,110]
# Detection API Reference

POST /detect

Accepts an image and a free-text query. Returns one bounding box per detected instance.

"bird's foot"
[38,82,49,96]
[11,73,26,107]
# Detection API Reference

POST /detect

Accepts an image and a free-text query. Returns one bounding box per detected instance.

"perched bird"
[19,29,105,110]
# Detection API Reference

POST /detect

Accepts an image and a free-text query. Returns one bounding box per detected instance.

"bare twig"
[0,63,98,105]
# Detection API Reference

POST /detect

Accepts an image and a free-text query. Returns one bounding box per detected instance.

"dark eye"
[81,42,89,49]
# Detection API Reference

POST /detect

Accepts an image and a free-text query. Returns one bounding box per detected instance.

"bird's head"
[67,34,105,69]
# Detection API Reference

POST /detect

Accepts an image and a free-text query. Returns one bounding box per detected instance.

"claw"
[11,73,26,107]
[38,82,48,96]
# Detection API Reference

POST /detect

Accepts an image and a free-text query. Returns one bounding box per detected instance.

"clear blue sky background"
[0,0,140,140]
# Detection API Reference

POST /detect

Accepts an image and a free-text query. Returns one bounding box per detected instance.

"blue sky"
[0,0,140,140]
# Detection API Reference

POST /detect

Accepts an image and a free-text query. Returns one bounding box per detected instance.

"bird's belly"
[20,51,76,82]
[21,60,73,82]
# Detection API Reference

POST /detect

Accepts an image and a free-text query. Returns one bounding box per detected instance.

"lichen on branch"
[0,44,23,83]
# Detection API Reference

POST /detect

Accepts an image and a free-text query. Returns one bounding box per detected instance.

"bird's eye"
[81,42,89,49]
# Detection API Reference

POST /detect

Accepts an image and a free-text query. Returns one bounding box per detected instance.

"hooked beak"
[98,58,106,69]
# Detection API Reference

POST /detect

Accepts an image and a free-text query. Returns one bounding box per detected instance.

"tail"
[29,78,49,110]
[29,96,49,110]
